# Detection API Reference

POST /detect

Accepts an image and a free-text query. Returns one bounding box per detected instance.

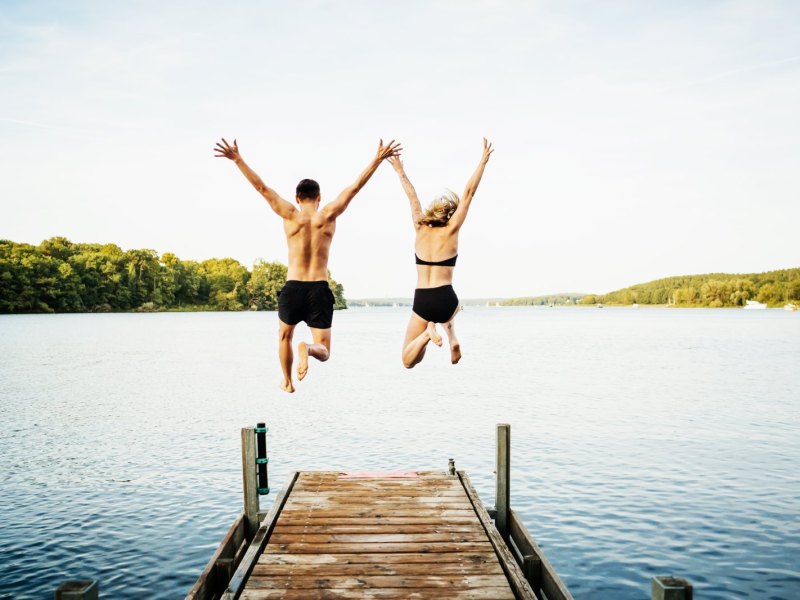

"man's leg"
[297,327,331,381]
[278,320,297,393]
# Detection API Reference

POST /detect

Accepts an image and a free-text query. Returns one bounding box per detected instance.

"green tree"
[200,258,249,310]
[247,260,287,310]
[328,271,347,310]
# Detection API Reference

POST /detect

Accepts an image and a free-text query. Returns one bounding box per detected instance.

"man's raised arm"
[214,138,295,219]
[323,139,402,220]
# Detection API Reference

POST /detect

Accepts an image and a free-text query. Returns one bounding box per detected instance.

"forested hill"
[581,268,800,307]
[0,237,346,314]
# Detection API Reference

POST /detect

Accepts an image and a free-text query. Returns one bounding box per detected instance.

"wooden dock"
[58,423,694,599]
[187,424,582,600]
[232,470,526,599]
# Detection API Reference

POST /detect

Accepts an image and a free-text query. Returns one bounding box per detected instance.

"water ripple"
[0,309,798,598]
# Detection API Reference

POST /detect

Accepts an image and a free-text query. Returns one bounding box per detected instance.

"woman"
[388,138,493,368]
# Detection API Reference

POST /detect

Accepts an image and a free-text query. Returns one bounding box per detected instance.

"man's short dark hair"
[296,179,320,200]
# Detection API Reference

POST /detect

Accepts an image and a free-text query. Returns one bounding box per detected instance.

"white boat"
[784,303,798,312]
[632,303,639,309]
[743,300,767,310]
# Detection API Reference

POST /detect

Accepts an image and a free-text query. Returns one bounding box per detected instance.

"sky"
[1,0,798,299]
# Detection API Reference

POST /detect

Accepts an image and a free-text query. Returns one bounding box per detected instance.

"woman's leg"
[402,313,438,369]
[442,317,461,364]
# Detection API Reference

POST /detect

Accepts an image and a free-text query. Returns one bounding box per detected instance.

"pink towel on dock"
[338,470,419,479]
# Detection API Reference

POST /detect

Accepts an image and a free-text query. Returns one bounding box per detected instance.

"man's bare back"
[283,199,335,281]
[214,138,401,392]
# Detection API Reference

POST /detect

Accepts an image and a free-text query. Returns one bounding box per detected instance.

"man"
[214,137,401,393]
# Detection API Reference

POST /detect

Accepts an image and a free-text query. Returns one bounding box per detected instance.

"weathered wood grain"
[240,588,515,599]
[245,574,513,589]
[257,552,499,565]
[235,471,519,599]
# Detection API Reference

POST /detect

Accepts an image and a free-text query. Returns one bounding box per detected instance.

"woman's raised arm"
[448,138,493,231]
[388,156,423,228]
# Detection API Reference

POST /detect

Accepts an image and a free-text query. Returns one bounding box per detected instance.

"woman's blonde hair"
[418,190,460,227]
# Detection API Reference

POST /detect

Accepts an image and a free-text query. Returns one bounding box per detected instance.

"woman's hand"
[214,138,241,161]
[387,155,405,173]
[481,137,494,163]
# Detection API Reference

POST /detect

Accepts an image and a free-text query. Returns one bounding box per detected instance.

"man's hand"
[376,139,402,162]
[214,138,241,161]
[481,137,494,163]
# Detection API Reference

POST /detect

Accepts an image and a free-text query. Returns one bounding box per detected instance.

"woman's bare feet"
[426,322,443,346]
[450,341,462,364]
[297,341,309,381]
[280,379,295,393]
[442,320,461,364]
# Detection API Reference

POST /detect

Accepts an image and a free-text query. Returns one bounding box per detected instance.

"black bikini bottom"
[412,285,459,323]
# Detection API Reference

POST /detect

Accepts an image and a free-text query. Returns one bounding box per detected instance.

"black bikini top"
[415,253,458,267]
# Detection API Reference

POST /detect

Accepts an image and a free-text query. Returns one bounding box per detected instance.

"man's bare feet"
[427,322,443,346]
[280,379,295,393]
[450,341,462,364]
[297,341,309,381]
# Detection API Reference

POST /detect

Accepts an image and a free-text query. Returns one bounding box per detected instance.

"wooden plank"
[268,532,490,544]
[274,524,486,534]
[222,472,299,600]
[277,516,481,526]
[252,562,505,577]
[509,509,574,600]
[264,542,495,554]
[287,494,473,501]
[283,501,475,510]
[292,480,460,488]
[277,509,475,518]
[245,574,513,589]
[294,471,449,478]
[185,513,246,600]
[458,471,537,600]
[257,552,499,564]
[240,588,516,599]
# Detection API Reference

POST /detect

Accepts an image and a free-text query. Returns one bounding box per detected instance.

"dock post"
[448,458,456,475]
[496,423,511,540]
[256,422,269,495]
[241,426,259,536]
[54,580,98,600]
[651,576,693,600]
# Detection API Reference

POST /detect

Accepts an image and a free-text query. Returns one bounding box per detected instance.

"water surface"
[0,308,798,598]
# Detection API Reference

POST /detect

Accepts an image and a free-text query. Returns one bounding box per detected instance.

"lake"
[0,307,798,599]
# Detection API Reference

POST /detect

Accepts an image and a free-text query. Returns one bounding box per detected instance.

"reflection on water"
[0,308,798,599]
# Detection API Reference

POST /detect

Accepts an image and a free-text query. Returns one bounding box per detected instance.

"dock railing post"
[651,576,693,600]
[54,580,98,600]
[496,423,511,540]
[241,426,259,536]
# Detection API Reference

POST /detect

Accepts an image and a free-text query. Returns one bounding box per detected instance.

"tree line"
[0,237,347,313]
[579,268,800,307]
[502,294,584,306]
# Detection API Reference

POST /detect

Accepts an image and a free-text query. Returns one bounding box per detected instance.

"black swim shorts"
[278,280,335,329]
[412,284,459,323]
